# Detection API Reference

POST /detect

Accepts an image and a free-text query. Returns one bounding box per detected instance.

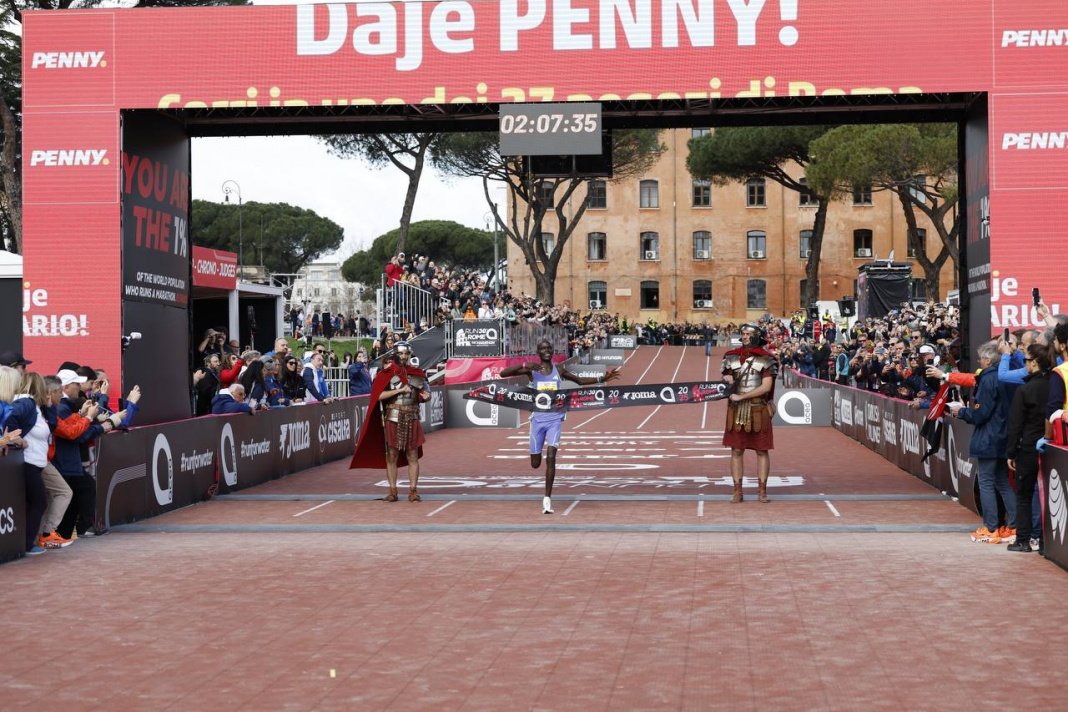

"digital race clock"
[499,102,602,156]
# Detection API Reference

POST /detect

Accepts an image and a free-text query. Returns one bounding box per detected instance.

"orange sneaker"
[970,527,1001,544]
[997,526,1017,544]
[39,531,73,549]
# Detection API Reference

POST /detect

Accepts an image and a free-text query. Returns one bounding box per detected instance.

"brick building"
[506,129,956,323]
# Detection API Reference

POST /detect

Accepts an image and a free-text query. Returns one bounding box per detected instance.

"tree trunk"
[804,199,829,308]
[897,189,946,301]
[0,99,22,254]
[393,143,427,256]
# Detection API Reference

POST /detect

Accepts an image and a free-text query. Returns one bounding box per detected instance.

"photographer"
[950,341,1016,544]
[1005,342,1052,553]
[193,353,222,417]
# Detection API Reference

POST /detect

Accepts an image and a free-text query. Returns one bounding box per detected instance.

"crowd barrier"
[784,370,1068,572]
[0,450,26,564]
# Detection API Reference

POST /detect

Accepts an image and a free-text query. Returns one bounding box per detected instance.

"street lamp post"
[485,205,501,289]
[222,180,243,277]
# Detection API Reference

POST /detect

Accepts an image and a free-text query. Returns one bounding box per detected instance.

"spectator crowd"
[1,350,142,556]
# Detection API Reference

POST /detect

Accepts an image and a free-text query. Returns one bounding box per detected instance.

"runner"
[349,342,430,502]
[722,324,777,503]
[500,339,620,514]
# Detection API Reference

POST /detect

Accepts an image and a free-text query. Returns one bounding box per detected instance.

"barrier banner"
[588,349,624,366]
[772,389,833,427]
[465,380,729,413]
[608,335,637,349]
[0,451,26,564]
[451,319,503,357]
[1042,445,1068,572]
[446,388,522,429]
[96,396,374,527]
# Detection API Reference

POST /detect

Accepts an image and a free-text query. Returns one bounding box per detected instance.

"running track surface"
[3,346,1068,711]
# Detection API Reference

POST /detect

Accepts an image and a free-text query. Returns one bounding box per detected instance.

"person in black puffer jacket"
[1005,342,1053,552]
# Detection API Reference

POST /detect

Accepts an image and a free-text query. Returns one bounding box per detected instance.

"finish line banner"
[464,381,730,413]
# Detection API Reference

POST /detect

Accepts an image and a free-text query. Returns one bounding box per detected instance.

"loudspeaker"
[838,298,856,317]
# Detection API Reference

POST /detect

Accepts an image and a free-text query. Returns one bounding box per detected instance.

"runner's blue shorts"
[530,413,565,454]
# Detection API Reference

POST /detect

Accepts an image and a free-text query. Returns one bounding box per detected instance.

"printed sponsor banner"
[96,396,370,527]
[0,451,26,564]
[465,380,729,413]
[444,355,565,385]
[589,348,624,366]
[445,388,521,429]
[1042,445,1068,572]
[192,246,238,290]
[608,335,637,349]
[771,389,833,427]
[451,319,503,357]
[564,364,606,385]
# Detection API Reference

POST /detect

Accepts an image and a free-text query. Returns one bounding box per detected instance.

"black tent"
[856,262,912,320]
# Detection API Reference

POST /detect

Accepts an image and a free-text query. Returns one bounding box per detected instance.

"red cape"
[349,362,427,470]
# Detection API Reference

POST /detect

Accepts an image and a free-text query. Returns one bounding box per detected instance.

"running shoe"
[970,527,1000,543]
[1030,538,1041,552]
[997,526,1017,544]
[26,546,47,556]
[542,497,554,514]
[39,531,73,549]
[1006,540,1033,552]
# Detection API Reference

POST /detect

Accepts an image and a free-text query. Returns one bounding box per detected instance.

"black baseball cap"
[0,350,32,367]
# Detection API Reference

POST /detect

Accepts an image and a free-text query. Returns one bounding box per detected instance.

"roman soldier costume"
[350,343,428,501]
[722,324,777,503]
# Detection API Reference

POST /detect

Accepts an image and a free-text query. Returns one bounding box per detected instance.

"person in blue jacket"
[211,384,256,415]
[302,351,335,403]
[260,359,291,407]
[997,329,1040,387]
[950,340,1016,544]
[348,350,373,396]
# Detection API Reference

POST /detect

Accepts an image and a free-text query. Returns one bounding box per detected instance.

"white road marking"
[562,500,581,516]
[824,500,841,517]
[572,408,611,429]
[293,500,335,517]
[697,500,705,517]
[637,347,688,430]
[426,501,457,517]
[635,345,664,384]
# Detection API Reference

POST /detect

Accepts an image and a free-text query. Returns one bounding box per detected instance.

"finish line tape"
[463,381,731,413]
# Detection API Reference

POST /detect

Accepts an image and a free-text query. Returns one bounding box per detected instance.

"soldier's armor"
[722,354,775,432]
[382,369,424,449]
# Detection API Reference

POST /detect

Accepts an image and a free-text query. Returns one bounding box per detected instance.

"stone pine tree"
[0,0,249,254]
[431,130,662,304]
[319,133,439,256]
[687,126,834,310]
[807,124,958,300]
[340,220,494,285]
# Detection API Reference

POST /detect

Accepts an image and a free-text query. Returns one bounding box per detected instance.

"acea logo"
[31,50,106,69]
[1050,468,1067,546]
[279,421,312,459]
[220,423,238,487]
[840,397,853,426]
[152,433,173,507]
[947,426,973,493]
[777,391,813,425]
[465,399,499,426]
[30,149,109,167]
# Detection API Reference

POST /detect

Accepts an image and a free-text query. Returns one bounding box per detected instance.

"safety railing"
[379,274,440,332]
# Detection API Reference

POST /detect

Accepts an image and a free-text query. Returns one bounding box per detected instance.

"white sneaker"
[1030,538,1041,551]
[542,497,553,514]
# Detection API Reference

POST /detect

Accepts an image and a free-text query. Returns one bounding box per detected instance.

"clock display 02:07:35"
[499,113,599,135]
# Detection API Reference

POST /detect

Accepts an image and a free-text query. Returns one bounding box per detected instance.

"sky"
[190,0,495,262]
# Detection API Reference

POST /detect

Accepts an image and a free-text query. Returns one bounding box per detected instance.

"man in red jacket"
[384,254,403,287]
[350,342,430,502]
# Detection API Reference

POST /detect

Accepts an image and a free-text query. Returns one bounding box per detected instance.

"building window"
[747,230,767,259]
[692,179,712,207]
[588,280,607,310]
[640,280,660,309]
[310,270,322,280]
[692,231,711,260]
[541,232,554,256]
[588,179,607,209]
[800,279,820,306]
[746,178,766,207]
[909,174,927,204]
[747,279,767,310]
[853,229,873,257]
[852,185,873,205]
[640,231,659,260]
[799,177,818,206]
[331,287,338,297]
[693,280,712,309]
[800,229,813,259]
[313,288,320,297]
[911,278,928,300]
[536,181,555,208]
[639,179,659,209]
[907,227,926,258]
[587,232,607,261]
[691,127,711,139]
